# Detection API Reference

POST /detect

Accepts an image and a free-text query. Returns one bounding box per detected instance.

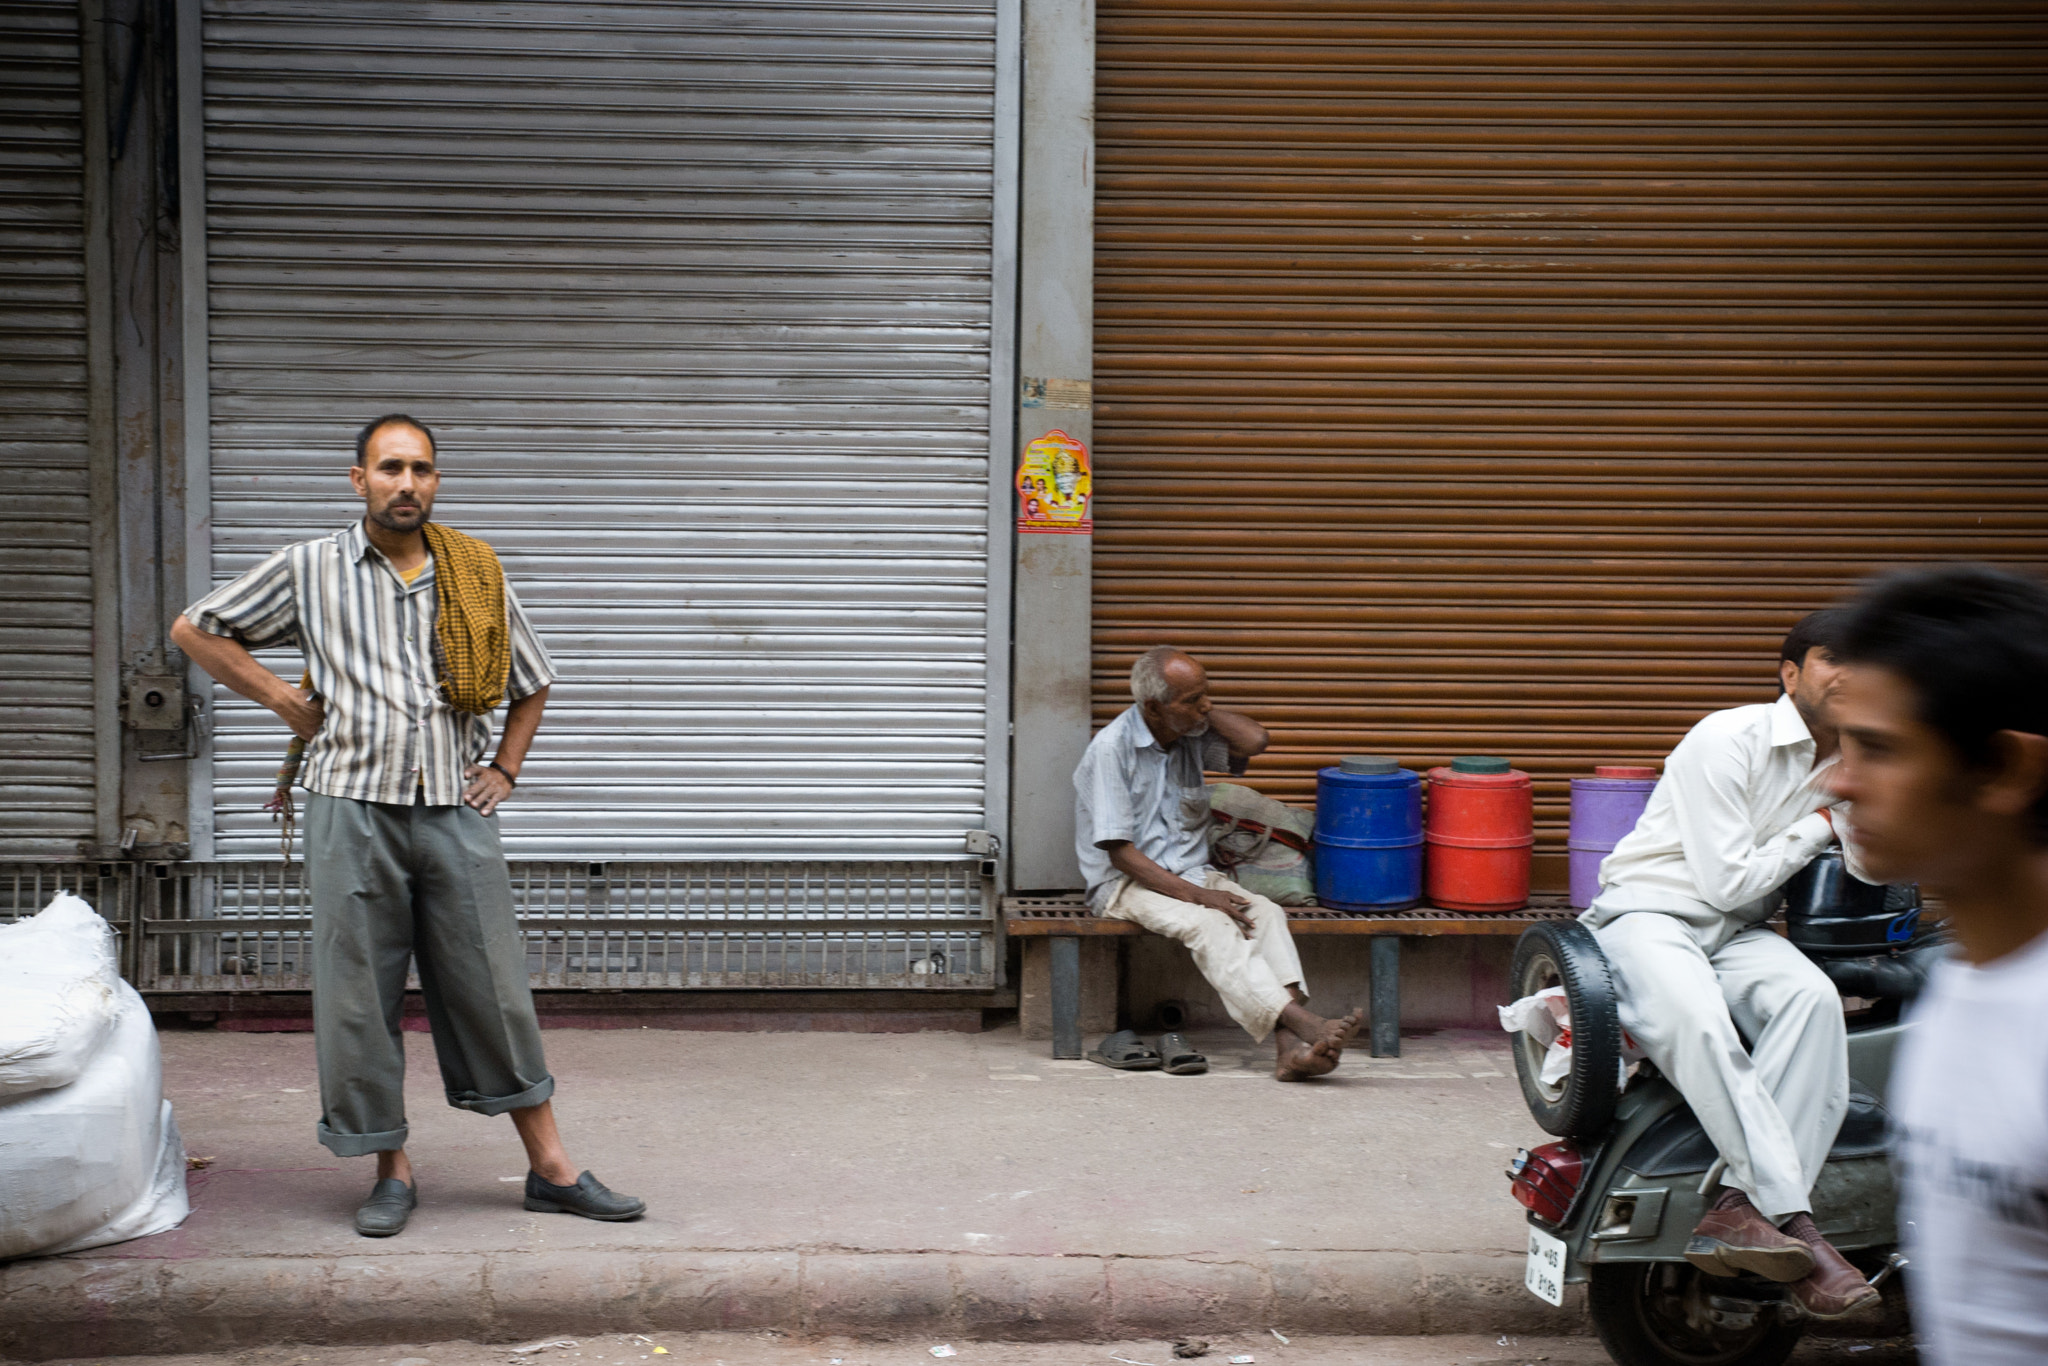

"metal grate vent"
[2,860,996,991]
[0,863,133,974]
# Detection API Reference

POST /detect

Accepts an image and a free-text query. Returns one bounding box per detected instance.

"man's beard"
[1787,687,1829,736]
[1184,717,1211,738]
[370,502,427,532]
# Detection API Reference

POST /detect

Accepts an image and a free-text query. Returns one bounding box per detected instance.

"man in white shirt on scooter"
[1829,565,2048,1366]
[1582,611,1877,1318]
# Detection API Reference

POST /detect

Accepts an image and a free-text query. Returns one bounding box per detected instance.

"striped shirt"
[185,520,554,807]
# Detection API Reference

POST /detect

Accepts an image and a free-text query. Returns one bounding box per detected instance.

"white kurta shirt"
[1583,693,1862,931]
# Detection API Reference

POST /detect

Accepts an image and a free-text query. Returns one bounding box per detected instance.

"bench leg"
[1370,935,1400,1058]
[1050,934,1082,1060]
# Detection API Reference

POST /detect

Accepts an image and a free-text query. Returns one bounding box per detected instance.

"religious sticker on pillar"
[1016,429,1092,534]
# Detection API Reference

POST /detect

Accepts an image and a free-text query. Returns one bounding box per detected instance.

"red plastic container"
[1425,756,1534,912]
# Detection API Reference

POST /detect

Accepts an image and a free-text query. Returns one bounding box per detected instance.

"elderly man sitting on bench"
[1073,646,1364,1080]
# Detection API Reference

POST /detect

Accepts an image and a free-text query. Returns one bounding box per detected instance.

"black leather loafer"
[523,1170,646,1221]
[354,1177,416,1237]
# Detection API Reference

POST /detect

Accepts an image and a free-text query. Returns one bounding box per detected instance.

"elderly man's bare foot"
[1274,1005,1364,1081]
[1274,1027,1337,1081]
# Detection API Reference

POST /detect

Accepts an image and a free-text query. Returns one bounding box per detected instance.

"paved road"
[29,1328,1914,1366]
[2,1025,1909,1359]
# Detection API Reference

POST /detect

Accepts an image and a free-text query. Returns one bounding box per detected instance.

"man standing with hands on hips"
[172,414,643,1237]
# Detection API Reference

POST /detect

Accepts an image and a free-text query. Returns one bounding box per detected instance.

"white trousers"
[1103,871,1305,1042]
[1593,911,1848,1221]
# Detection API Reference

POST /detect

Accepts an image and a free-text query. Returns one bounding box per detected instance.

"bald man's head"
[1131,646,1212,745]
[1131,645,1199,704]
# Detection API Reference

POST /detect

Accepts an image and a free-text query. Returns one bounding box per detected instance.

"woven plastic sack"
[1207,783,1317,906]
[0,988,189,1259]
[0,893,123,1098]
[0,894,189,1260]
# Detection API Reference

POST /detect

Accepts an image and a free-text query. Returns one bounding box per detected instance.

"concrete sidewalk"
[2,1025,1578,1357]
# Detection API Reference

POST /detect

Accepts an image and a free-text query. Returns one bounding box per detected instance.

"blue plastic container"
[1313,757,1424,911]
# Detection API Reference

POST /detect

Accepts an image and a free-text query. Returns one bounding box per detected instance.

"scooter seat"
[1622,1084,1890,1179]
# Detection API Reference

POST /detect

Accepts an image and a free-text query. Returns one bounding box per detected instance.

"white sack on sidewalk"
[0,896,189,1260]
[0,892,124,1097]
[1498,986,1646,1088]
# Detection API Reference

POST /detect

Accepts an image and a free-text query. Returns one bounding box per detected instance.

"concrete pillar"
[96,0,195,859]
[1019,937,1118,1042]
[80,0,121,851]
[1007,0,1095,891]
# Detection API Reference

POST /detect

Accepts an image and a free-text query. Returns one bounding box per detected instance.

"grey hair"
[1130,646,1188,705]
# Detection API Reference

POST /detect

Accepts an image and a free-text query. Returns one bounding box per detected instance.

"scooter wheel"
[1588,1262,1805,1366]
[1509,919,1624,1138]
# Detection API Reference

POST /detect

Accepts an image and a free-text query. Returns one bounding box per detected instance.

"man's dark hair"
[354,414,436,465]
[1837,564,2048,840]
[1780,608,1849,670]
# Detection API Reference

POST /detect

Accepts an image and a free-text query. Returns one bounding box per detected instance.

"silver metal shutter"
[0,1,94,857]
[193,0,1013,864]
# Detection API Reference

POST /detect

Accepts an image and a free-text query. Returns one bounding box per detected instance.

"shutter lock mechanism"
[127,674,186,731]
[965,830,1001,879]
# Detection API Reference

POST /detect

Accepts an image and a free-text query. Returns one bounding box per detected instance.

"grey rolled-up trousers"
[305,792,553,1156]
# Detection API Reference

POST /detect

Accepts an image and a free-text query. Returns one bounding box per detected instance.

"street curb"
[0,1248,1587,1358]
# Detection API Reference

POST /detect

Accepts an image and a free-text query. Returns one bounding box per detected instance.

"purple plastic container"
[1568,766,1660,909]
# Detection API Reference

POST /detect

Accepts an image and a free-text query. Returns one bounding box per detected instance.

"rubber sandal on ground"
[1158,1031,1208,1075]
[1086,1028,1162,1070]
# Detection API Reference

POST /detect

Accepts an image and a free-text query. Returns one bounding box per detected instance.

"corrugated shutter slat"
[1094,1,2048,876]
[201,0,1000,860]
[0,0,93,856]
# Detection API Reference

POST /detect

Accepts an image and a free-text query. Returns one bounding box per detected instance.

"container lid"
[1594,765,1659,780]
[1338,755,1400,775]
[1450,755,1511,775]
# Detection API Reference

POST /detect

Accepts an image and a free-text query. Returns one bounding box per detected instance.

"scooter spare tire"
[1509,919,1625,1138]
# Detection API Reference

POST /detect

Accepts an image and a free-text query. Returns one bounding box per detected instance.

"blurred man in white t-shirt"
[1829,565,2048,1366]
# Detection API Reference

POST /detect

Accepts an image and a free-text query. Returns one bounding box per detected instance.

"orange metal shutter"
[1094,0,2048,885]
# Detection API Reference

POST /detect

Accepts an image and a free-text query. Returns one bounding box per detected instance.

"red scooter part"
[1508,1140,1586,1225]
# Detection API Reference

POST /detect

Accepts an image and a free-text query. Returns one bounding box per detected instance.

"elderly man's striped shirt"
[185,519,554,806]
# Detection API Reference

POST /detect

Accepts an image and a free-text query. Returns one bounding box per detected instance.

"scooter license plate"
[1524,1223,1567,1306]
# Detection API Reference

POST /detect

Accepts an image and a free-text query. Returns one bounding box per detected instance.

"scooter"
[1503,853,1940,1366]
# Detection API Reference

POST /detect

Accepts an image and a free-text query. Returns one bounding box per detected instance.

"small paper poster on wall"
[1015,429,1092,534]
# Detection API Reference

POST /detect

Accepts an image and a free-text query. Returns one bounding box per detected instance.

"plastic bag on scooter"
[1498,986,1646,1087]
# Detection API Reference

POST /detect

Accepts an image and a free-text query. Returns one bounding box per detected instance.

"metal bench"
[1004,893,1577,1060]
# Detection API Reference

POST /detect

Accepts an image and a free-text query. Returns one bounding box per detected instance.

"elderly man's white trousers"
[1102,871,1304,1042]
[1593,910,1848,1222]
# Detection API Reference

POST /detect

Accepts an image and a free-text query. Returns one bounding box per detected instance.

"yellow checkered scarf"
[421,521,510,714]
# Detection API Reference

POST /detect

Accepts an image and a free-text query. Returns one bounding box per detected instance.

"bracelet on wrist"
[486,760,516,786]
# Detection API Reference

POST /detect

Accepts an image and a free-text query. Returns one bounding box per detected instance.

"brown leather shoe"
[1782,1213,1880,1320]
[1684,1188,1817,1282]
